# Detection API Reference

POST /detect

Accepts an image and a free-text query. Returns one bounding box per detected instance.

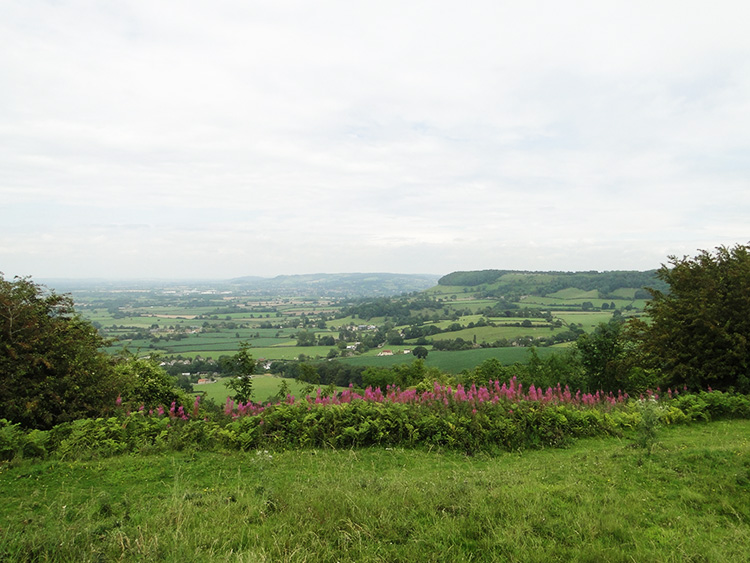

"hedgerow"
[2,384,749,462]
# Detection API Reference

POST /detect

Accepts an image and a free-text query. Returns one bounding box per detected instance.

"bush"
[0,275,127,429]
[0,419,49,461]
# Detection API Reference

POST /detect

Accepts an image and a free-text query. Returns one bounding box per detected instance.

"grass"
[429,324,566,344]
[195,375,339,404]
[2,420,748,561]
[546,288,601,299]
[341,347,562,373]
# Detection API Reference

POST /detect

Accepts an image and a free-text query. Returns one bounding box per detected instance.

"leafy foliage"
[635,244,750,392]
[223,342,255,403]
[115,354,184,408]
[576,319,647,392]
[0,275,125,429]
[438,269,507,286]
[412,346,428,359]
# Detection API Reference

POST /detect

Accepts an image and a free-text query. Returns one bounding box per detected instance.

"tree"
[223,341,255,403]
[298,363,320,385]
[635,244,750,392]
[0,275,126,429]
[412,346,429,359]
[116,353,183,408]
[576,319,649,393]
[386,330,404,345]
[296,330,316,347]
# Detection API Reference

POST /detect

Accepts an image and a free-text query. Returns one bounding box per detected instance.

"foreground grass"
[1,421,749,562]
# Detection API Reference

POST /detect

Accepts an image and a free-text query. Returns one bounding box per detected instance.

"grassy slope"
[2,421,749,561]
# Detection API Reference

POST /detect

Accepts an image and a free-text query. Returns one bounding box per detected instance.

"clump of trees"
[634,244,750,393]
[1,275,189,429]
[572,244,750,394]
[0,276,125,429]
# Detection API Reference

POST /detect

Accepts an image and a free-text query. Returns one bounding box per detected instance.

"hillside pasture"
[424,315,550,331]
[545,287,601,299]
[423,284,476,296]
[610,287,639,299]
[554,311,624,330]
[426,324,565,345]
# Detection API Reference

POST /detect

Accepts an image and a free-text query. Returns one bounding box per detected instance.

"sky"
[1,1,749,280]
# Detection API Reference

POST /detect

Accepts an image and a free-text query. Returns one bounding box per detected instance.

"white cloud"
[1,1,749,278]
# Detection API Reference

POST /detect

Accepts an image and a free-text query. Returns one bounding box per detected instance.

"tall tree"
[0,275,124,428]
[635,244,750,392]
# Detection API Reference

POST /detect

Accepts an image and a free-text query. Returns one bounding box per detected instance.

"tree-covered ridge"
[437,269,510,287]
[438,269,668,298]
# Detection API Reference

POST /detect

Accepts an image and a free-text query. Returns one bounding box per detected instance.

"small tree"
[576,319,649,393]
[116,353,184,408]
[223,341,255,403]
[412,346,429,359]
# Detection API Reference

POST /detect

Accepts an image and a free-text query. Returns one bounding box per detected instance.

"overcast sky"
[1,1,749,280]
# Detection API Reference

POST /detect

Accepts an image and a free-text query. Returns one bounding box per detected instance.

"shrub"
[0,275,126,429]
[0,419,49,460]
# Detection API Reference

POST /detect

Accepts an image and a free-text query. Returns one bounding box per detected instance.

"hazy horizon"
[2,1,748,279]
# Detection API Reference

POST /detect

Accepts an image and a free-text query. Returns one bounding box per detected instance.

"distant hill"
[229,273,441,297]
[436,269,667,299]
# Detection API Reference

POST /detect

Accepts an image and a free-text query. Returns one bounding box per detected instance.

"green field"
[423,284,472,295]
[428,324,565,344]
[3,421,747,561]
[546,287,601,299]
[341,346,562,373]
[195,375,337,404]
[554,311,626,330]
[71,277,656,377]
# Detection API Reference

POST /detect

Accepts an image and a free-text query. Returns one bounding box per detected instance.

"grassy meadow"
[195,375,343,404]
[2,420,749,562]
